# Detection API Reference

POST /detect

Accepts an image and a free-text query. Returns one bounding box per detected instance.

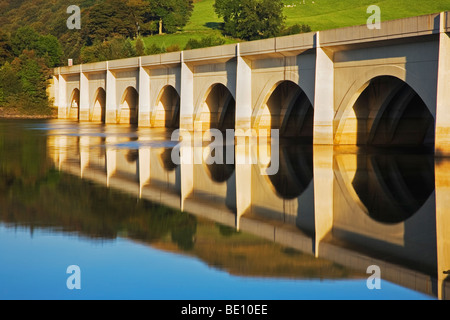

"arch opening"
[155,86,180,128]
[343,76,434,147]
[259,81,313,142]
[91,88,106,123]
[197,84,235,132]
[68,88,80,120]
[119,87,139,124]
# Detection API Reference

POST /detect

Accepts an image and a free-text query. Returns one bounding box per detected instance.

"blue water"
[0,224,434,300]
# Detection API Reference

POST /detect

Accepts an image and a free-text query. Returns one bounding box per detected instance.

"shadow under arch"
[68,88,80,120]
[255,80,313,142]
[338,76,435,147]
[350,149,435,224]
[154,85,180,128]
[91,87,106,123]
[196,83,235,131]
[118,87,139,124]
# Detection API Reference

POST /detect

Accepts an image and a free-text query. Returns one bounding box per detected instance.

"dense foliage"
[0,28,55,114]
[0,0,194,64]
[214,0,285,40]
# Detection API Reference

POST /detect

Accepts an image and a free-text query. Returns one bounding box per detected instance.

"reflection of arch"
[154,85,180,128]
[159,148,178,171]
[336,151,435,224]
[118,87,139,124]
[253,81,313,141]
[68,88,80,120]
[196,83,235,131]
[267,144,313,199]
[336,72,435,146]
[91,87,106,123]
[204,144,235,183]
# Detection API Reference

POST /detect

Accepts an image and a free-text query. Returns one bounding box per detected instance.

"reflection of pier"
[47,124,450,299]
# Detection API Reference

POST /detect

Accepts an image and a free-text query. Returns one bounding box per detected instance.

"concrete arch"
[335,66,436,145]
[118,86,139,124]
[91,87,106,123]
[195,83,236,131]
[253,80,313,140]
[153,85,180,128]
[68,88,80,120]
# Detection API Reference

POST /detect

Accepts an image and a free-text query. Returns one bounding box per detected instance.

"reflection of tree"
[171,215,197,251]
[0,121,197,250]
[217,223,239,237]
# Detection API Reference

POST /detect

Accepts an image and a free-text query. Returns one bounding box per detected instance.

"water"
[0,119,444,300]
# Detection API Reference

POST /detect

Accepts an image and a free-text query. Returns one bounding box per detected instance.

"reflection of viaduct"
[52,13,450,153]
[48,126,450,299]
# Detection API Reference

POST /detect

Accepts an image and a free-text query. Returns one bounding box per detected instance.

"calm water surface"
[0,119,445,300]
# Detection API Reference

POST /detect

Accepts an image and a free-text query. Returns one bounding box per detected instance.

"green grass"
[141,0,235,50]
[142,0,450,50]
[282,0,450,31]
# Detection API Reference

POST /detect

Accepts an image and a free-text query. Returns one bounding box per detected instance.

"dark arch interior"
[353,76,435,146]
[70,88,80,107]
[267,143,313,199]
[121,87,139,124]
[94,88,106,123]
[266,81,313,142]
[159,86,180,128]
[352,151,435,224]
[205,84,235,131]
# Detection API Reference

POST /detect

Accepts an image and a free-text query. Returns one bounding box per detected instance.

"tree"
[10,26,40,56]
[12,50,51,102]
[0,62,21,104]
[36,35,63,68]
[0,31,13,66]
[135,37,145,56]
[149,0,194,34]
[80,37,138,63]
[214,0,285,40]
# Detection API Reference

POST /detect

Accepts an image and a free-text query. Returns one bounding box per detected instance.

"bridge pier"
[435,13,450,155]
[57,74,67,119]
[138,62,151,127]
[180,53,194,131]
[235,44,253,133]
[313,34,334,145]
[105,67,117,124]
[79,70,89,121]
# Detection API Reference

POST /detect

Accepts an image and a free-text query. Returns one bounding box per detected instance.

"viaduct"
[51,12,450,152]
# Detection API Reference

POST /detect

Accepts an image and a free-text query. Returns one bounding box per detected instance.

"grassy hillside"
[141,0,450,49]
[282,0,450,31]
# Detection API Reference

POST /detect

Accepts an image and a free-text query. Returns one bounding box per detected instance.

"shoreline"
[0,107,58,120]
